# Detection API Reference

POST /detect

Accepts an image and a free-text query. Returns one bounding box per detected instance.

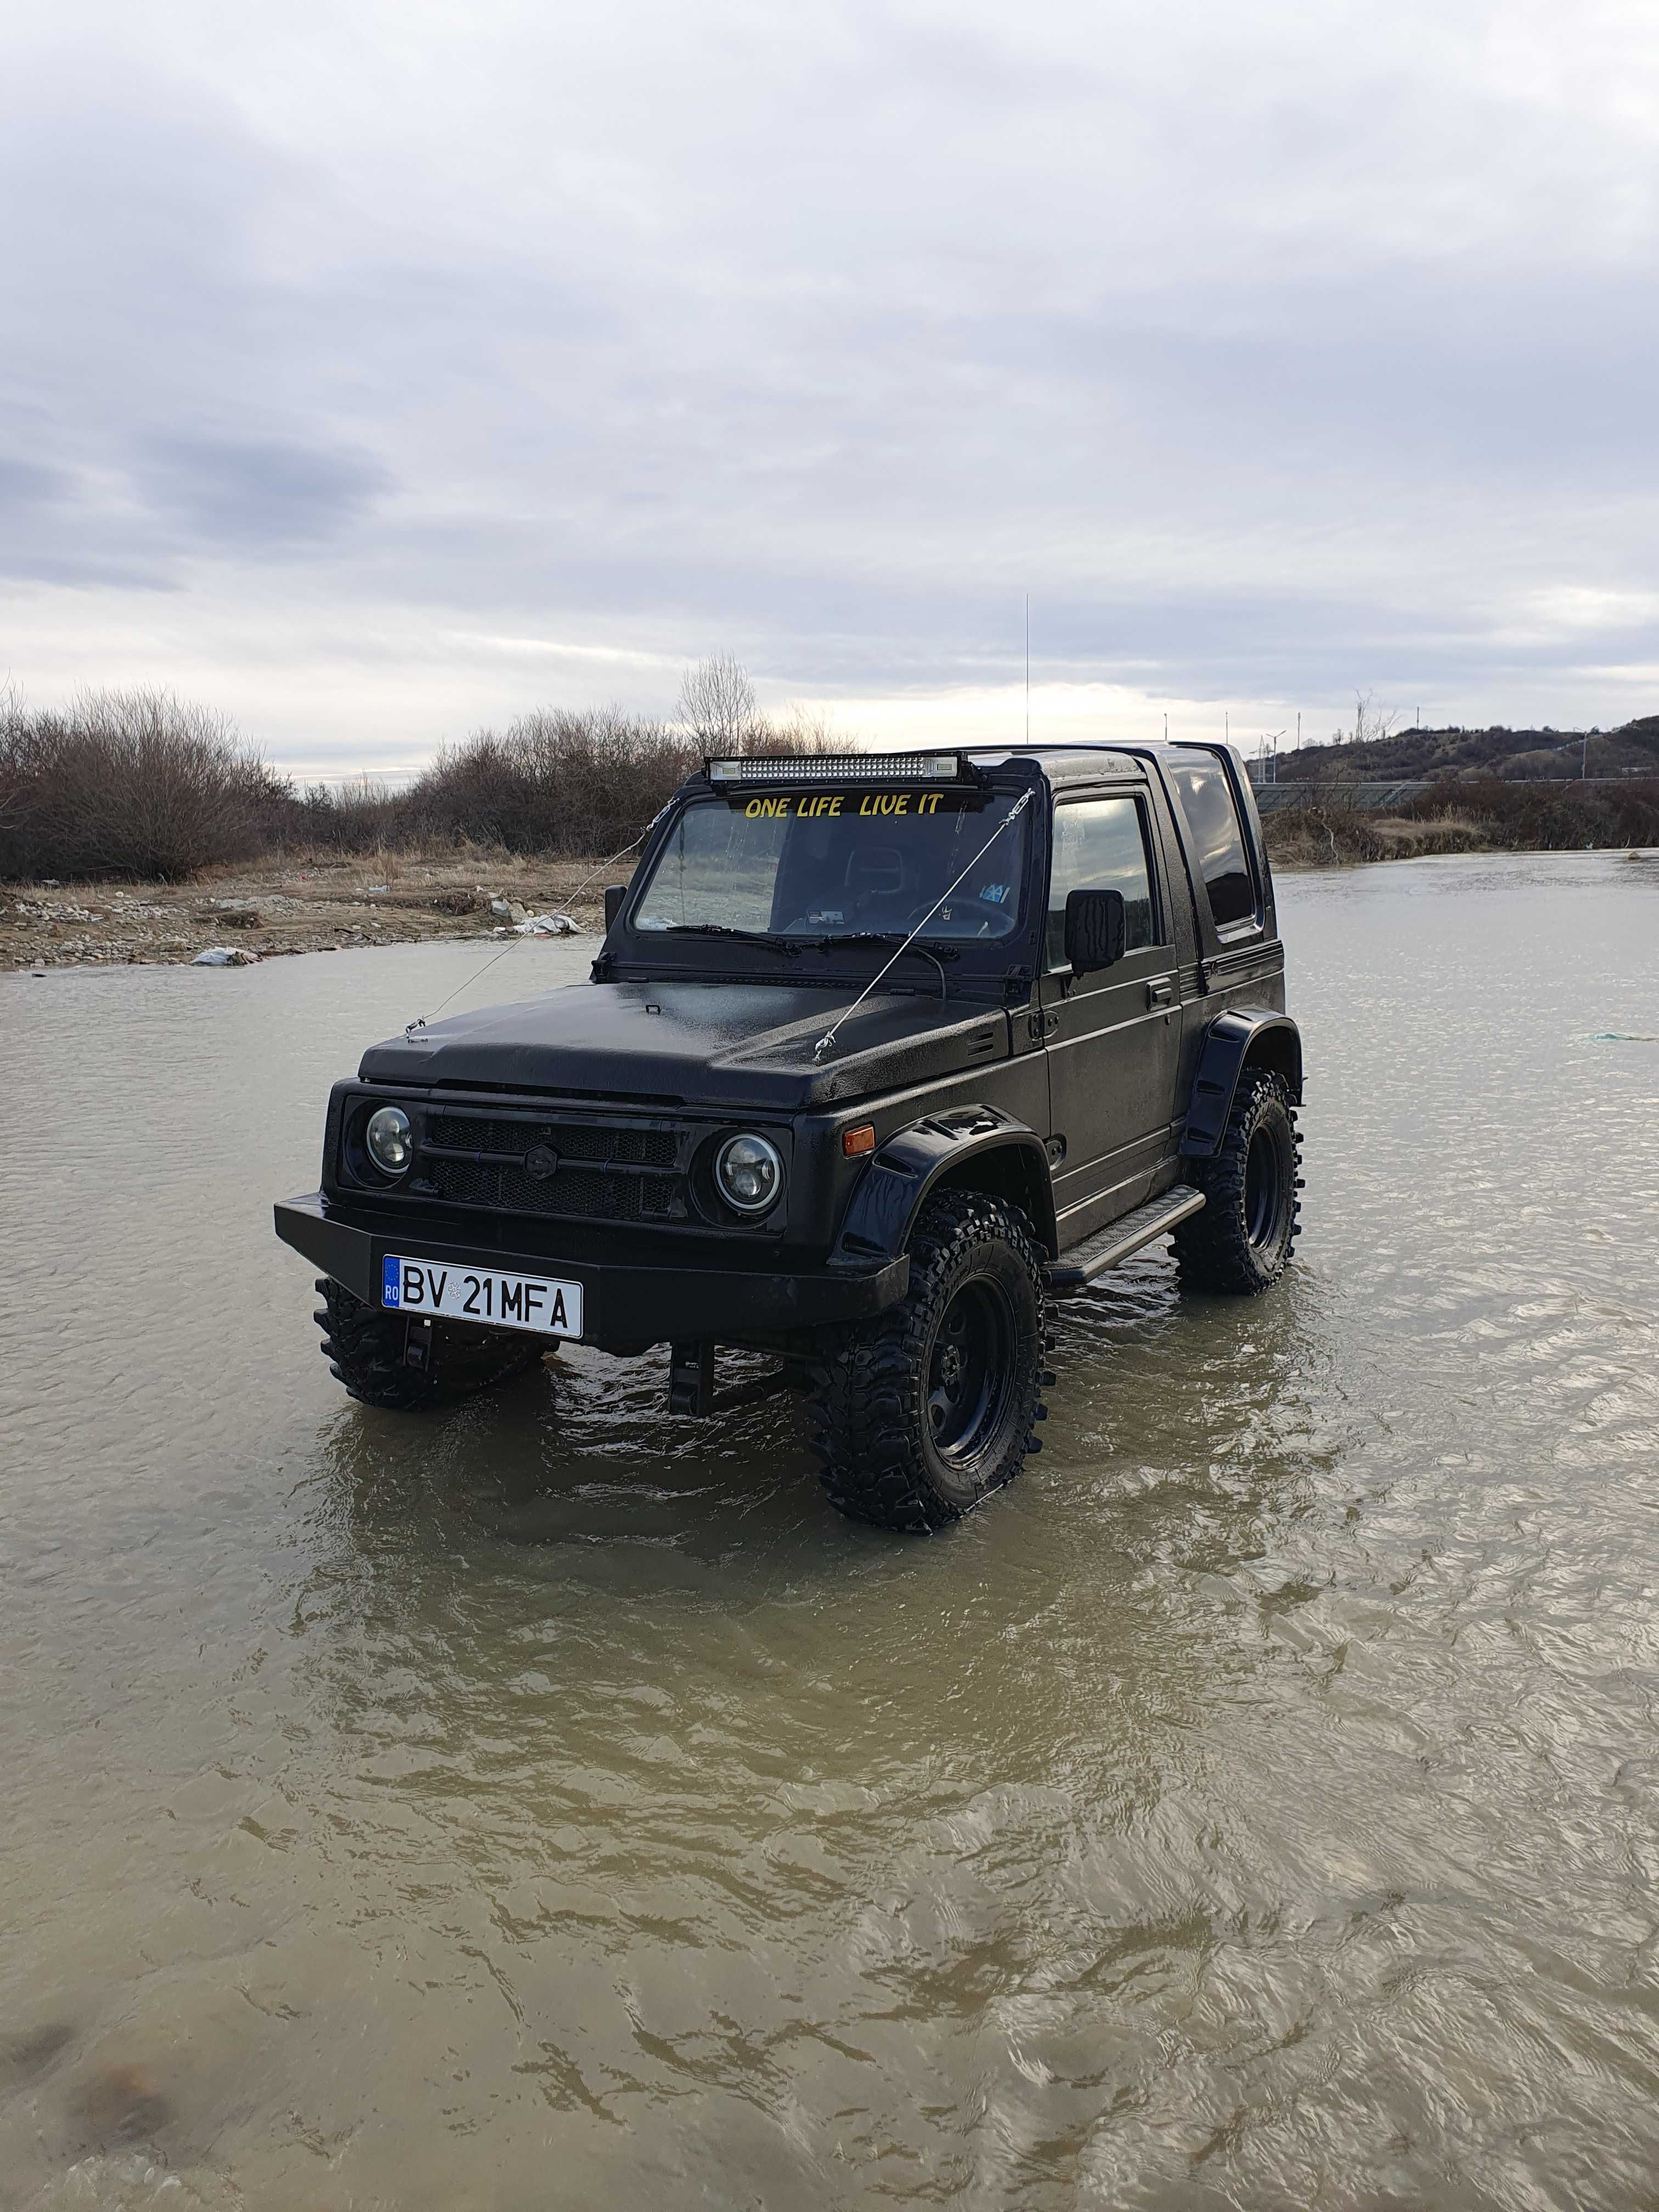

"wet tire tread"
[806,1191,1047,1533]
[1172,1069,1302,1295]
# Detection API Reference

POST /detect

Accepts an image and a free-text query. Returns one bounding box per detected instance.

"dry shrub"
[1264,805,1493,867]
[1263,780,1659,868]
[0,688,290,882]
[286,776,409,855]
[404,703,806,857]
[0,663,830,881]
[1453,775,1659,851]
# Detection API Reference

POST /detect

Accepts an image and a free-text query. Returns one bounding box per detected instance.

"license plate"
[381,1254,583,1338]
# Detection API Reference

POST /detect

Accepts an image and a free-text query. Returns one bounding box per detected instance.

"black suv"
[276,743,1303,1532]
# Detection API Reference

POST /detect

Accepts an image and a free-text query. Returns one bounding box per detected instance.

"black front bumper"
[274,1193,908,1345]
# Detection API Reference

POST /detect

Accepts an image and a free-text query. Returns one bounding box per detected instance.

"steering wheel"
[896,893,1012,938]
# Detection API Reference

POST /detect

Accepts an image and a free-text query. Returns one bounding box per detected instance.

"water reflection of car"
[275,743,1304,1533]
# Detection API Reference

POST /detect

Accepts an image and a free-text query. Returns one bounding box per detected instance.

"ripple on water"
[2,857,1658,2207]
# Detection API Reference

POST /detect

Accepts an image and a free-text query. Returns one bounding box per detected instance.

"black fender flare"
[1179,1008,1303,1159]
[829,1105,1057,1270]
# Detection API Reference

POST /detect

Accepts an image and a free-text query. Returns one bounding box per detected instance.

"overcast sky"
[3,0,1656,775]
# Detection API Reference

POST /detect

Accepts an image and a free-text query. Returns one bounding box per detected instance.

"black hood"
[358,978,1011,1110]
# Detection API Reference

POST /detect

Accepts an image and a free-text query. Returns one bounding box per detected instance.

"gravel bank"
[1,851,631,971]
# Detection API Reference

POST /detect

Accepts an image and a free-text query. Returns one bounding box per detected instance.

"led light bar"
[707,751,967,783]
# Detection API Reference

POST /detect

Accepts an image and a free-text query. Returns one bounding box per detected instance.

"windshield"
[631,790,1030,943]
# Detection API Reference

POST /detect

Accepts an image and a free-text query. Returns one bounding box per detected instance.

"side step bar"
[1046,1186,1206,1293]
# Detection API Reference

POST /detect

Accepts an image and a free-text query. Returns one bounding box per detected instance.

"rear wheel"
[1173,1069,1301,1294]
[314,1278,545,1410]
[806,1192,1048,1532]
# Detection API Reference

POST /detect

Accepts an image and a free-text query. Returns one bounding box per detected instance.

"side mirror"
[1064,887,1125,976]
[604,883,625,931]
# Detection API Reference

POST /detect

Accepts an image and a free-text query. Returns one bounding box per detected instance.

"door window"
[1165,751,1257,928]
[1046,797,1160,969]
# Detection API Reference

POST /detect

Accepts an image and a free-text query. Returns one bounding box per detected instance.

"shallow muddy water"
[3,851,1657,2210]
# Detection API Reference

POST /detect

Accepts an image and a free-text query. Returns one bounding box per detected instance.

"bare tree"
[0,681,22,831]
[768,701,840,749]
[1350,690,1401,747]
[677,654,763,749]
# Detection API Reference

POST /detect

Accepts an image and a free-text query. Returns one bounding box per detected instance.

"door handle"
[1146,980,1176,1009]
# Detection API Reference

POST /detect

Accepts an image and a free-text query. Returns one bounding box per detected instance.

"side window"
[1046,797,1161,969]
[1166,752,1257,929]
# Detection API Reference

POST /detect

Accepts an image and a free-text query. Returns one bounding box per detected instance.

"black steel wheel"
[1172,1069,1301,1294]
[806,1191,1048,1532]
[313,1278,546,1411]
[927,1276,1015,1465]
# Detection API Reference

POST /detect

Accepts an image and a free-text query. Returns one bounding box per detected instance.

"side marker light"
[842,1124,876,1156]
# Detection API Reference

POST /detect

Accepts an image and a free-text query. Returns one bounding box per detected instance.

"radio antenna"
[1024,595,1030,744]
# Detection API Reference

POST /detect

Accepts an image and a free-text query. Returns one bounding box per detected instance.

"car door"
[1039,788,1182,1238]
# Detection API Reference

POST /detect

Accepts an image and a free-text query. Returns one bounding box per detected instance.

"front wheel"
[314,1278,546,1410]
[1172,1069,1301,1294]
[806,1192,1048,1532]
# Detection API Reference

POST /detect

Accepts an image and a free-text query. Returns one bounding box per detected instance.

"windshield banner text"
[727,788,984,820]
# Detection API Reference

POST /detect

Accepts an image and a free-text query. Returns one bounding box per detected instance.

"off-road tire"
[805,1192,1049,1533]
[313,1277,545,1411]
[1172,1069,1301,1294]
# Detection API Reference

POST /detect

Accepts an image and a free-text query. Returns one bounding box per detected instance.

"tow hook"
[669,1340,715,1417]
[669,1340,809,1421]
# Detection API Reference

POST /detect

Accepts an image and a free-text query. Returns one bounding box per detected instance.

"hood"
[358,978,1012,1110]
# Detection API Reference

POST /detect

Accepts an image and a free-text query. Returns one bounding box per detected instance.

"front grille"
[428,1112,677,1168]
[428,1156,682,1222]
[416,1106,692,1223]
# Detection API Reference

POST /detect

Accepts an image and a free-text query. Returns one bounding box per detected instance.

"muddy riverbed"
[2,851,1657,2210]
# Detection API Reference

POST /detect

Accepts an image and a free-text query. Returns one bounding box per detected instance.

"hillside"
[1266,712,1659,783]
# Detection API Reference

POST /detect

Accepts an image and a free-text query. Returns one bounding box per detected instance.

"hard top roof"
[692,738,1229,791]
[963,740,1186,785]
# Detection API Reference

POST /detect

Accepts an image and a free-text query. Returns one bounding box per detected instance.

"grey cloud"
[0,448,173,590]
[137,436,393,551]
[0,1,1655,758]
[0,456,73,513]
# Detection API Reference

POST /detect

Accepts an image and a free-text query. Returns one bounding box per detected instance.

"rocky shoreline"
[8,839,1654,970]
[1,851,631,972]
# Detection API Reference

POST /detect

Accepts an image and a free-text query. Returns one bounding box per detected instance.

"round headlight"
[715,1131,783,1215]
[365,1105,413,1176]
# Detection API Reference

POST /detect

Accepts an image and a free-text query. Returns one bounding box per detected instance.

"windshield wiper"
[804,932,960,958]
[805,932,955,1002]
[662,924,800,955]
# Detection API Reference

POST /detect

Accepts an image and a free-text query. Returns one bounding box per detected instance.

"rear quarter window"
[1166,754,1257,929]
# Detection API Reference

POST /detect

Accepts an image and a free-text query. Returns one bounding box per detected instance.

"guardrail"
[1251,776,1645,814]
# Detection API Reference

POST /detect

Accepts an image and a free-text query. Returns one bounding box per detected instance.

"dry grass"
[1263,780,1659,868]
[1265,808,1492,868]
